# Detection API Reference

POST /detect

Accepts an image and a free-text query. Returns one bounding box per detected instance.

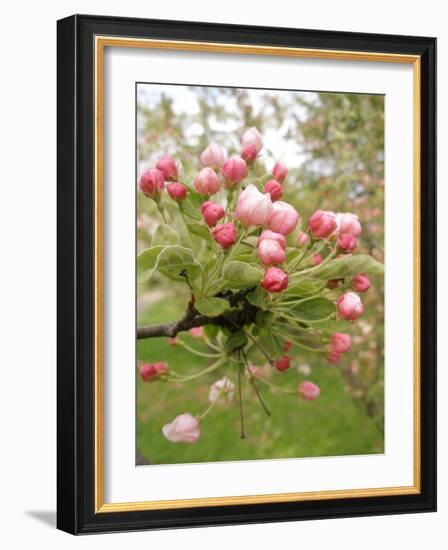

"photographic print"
[136,84,385,465]
[58,16,436,533]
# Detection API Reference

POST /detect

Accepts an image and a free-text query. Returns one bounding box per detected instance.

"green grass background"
[136,295,383,465]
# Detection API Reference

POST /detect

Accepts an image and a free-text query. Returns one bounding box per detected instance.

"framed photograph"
[57,14,436,534]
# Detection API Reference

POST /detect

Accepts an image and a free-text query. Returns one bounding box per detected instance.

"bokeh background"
[136,84,384,465]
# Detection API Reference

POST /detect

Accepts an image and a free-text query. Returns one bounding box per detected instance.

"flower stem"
[238,365,245,439]
[286,246,310,274]
[246,365,271,416]
[291,246,337,280]
[252,375,297,396]
[273,325,327,354]
[167,357,226,383]
[177,339,223,358]
[157,203,168,224]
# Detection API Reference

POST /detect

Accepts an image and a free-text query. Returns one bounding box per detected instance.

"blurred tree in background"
[137,85,384,464]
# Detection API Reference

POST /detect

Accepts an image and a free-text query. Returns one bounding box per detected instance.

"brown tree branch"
[136,291,258,340]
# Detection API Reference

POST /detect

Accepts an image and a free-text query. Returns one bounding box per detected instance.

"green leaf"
[287,297,336,321]
[233,251,255,263]
[308,319,352,333]
[247,288,270,309]
[309,254,384,281]
[225,331,248,352]
[151,223,179,246]
[283,279,326,298]
[186,222,212,241]
[137,245,165,283]
[204,325,219,339]
[195,297,229,317]
[257,328,284,358]
[157,245,202,282]
[222,261,263,289]
[181,196,203,221]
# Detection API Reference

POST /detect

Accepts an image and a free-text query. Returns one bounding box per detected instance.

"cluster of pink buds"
[336,212,362,253]
[308,209,362,255]
[139,156,188,204]
[139,362,169,382]
[233,183,298,292]
[138,126,382,447]
[327,333,352,364]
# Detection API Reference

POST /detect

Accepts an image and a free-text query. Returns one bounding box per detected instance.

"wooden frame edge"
[93,36,422,514]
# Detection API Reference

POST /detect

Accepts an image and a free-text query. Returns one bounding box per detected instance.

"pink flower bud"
[274,355,290,372]
[337,292,364,321]
[155,155,178,181]
[166,182,188,201]
[200,201,225,227]
[194,167,221,195]
[162,413,200,443]
[351,273,371,292]
[335,212,362,237]
[241,127,263,155]
[221,157,248,188]
[330,333,352,354]
[139,168,165,201]
[262,266,289,293]
[190,327,204,338]
[297,231,310,247]
[268,201,300,235]
[284,340,293,352]
[338,233,357,253]
[241,145,258,165]
[326,351,341,365]
[257,239,286,266]
[140,362,168,382]
[246,364,270,379]
[263,179,283,201]
[299,381,320,401]
[200,142,225,168]
[208,377,235,404]
[309,209,337,238]
[212,223,237,249]
[235,184,273,227]
[258,230,286,249]
[272,161,288,183]
[312,253,323,266]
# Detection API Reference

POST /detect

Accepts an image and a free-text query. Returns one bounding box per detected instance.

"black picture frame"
[57,14,436,534]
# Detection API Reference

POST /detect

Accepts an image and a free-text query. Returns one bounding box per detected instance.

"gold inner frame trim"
[94,35,421,513]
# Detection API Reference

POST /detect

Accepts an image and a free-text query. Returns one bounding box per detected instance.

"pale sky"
[137,84,317,171]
